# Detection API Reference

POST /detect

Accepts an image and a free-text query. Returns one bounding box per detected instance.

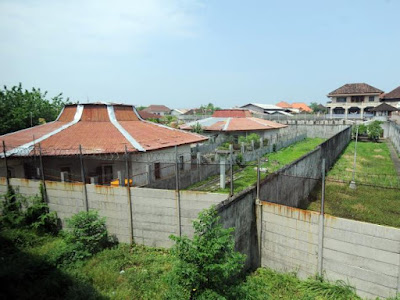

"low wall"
[261,202,400,299]
[259,126,351,207]
[0,178,227,246]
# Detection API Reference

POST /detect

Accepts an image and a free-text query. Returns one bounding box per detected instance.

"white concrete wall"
[261,201,400,299]
[0,177,227,247]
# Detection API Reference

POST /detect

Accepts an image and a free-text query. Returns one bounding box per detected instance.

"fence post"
[318,158,326,276]
[38,143,48,203]
[229,144,233,196]
[175,146,182,237]
[256,156,263,266]
[125,145,134,245]
[2,141,10,188]
[79,145,89,212]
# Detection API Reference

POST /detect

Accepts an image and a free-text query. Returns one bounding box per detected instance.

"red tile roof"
[328,83,383,96]
[381,86,400,100]
[138,110,162,120]
[1,104,207,156]
[212,109,252,118]
[143,105,171,113]
[276,101,291,108]
[291,103,312,112]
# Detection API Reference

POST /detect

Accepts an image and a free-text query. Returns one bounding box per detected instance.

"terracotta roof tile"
[276,101,291,108]
[291,103,312,112]
[328,83,383,96]
[381,86,400,100]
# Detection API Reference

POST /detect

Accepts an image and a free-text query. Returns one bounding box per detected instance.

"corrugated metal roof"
[1,104,207,157]
[180,116,287,132]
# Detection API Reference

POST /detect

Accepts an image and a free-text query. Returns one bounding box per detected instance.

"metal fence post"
[125,145,134,245]
[79,145,89,211]
[2,141,10,188]
[38,143,48,203]
[229,144,233,196]
[318,158,326,276]
[175,146,182,237]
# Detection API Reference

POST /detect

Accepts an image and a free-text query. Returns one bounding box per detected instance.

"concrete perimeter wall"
[259,126,351,207]
[261,202,400,299]
[0,178,226,246]
[216,187,259,270]
[387,121,400,154]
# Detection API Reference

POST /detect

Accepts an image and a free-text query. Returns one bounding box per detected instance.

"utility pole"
[318,158,326,276]
[229,144,233,196]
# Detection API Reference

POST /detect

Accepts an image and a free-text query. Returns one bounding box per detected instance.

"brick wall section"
[261,201,400,299]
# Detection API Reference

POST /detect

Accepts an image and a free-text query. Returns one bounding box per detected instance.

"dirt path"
[386,140,400,177]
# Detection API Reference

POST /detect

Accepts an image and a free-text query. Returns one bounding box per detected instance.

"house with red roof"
[142,105,171,116]
[0,103,206,186]
[276,101,312,113]
[180,109,287,143]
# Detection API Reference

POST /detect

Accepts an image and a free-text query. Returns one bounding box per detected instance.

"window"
[351,96,364,103]
[179,155,184,170]
[336,97,346,103]
[154,162,161,179]
[369,96,375,102]
[60,166,71,182]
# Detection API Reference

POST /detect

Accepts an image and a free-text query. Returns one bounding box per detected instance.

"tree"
[199,103,221,115]
[168,207,245,299]
[0,83,70,135]
[191,122,203,134]
[367,121,383,142]
[310,102,327,114]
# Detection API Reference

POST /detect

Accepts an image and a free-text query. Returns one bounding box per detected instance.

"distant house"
[240,103,292,115]
[380,86,400,109]
[142,105,171,116]
[0,103,206,186]
[276,101,312,113]
[170,109,186,116]
[326,83,384,118]
[138,110,162,120]
[180,109,287,143]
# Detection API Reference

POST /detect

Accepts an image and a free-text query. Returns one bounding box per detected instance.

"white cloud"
[0,0,203,55]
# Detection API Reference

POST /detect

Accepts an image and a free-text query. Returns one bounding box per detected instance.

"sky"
[1,0,399,109]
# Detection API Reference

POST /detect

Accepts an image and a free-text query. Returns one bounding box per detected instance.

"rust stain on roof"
[115,106,140,121]
[120,121,207,151]
[1,104,207,156]
[81,105,109,122]
[58,106,77,122]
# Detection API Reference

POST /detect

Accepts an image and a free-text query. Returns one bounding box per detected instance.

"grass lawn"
[0,227,368,300]
[308,141,400,228]
[188,137,325,194]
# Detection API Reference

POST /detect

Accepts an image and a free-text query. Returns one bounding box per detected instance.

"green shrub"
[235,153,244,167]
[66,210,109,256]
[25,197,59,234]
[0,187,24,228]
[367,121,383,142]
[191,122,203,134]
[168,206,245,299]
